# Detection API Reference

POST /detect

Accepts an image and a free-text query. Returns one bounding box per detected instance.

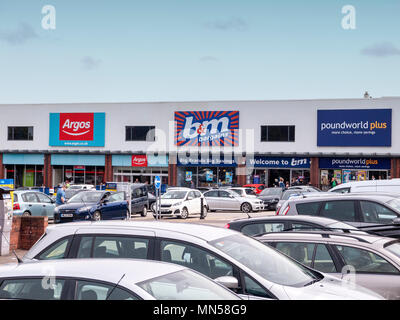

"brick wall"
[10,216,48,251]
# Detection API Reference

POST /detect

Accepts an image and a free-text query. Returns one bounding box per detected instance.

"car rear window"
[13,193,18,202]
[296,202,320,215]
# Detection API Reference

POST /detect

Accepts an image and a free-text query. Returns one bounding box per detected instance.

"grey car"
[277,194,400,228]
[0,259,241,300]
[256,231,400,300]
[12,190,56,218]
[203,189,264,213]
[21,220,382,300]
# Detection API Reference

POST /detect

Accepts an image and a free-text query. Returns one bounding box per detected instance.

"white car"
[0,259,242,300]
[204,189,264,213]
[155,188,208,219]
[68,184,96,190]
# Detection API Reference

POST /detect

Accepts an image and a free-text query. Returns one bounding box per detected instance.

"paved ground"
[0,210,275,265]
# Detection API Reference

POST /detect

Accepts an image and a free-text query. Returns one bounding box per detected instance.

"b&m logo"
[59,113,94,141]
[49,112,105,147]
[175,111,239,146]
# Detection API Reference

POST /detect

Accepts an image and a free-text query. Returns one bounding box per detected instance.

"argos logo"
[59,113,94,141]
[132,155,148,167]
[175,111,239,146]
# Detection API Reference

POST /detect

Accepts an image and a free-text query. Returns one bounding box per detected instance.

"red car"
[243,184,266,194]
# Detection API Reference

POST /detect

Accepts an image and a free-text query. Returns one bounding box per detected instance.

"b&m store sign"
[175,111,239,147]
[49,113,105,147]
[317,109,392,147]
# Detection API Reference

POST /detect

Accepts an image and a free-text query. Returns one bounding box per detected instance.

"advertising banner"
[175,111,239,146]
[185,171,192,182]
[247,156,310,168]
[317,109,392,146]
[49,112,105,147]
[319,157,391,170]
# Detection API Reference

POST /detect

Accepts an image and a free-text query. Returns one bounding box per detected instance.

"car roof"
[288,194,397,203]
[229,215,356,227]
[0,259,186,284]
[256,230,392,247]
[44,220,236,242]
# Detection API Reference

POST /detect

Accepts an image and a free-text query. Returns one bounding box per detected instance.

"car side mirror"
[214,276,239,289]
[393,217,400,225]
[102,199,109,205]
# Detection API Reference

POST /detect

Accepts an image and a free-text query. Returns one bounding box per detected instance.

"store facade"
[112,154,169,184]
[246,156,311,186]
[1,98,400,190]
[319,157,391,190]
[177,154,238,188]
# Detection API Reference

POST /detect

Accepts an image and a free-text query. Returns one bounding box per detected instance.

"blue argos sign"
[247,156,310,168]
[49,112,106,147]
[317,109,392,147]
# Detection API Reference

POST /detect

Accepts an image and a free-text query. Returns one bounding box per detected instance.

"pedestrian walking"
[56,184,66,206]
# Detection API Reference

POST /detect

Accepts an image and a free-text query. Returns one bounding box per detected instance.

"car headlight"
[173,202,183,206]
[54,207,59,213]
[78,206,90,213]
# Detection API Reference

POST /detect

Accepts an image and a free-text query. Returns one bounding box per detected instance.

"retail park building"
[0,97,399,191]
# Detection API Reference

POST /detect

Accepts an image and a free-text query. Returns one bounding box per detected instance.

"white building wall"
[0,97,399,155]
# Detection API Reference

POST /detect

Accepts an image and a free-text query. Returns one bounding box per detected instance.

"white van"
[329,179,400,194]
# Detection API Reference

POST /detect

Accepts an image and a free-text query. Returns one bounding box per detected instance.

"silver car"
[256,231,400,300]
[0,259,241,300]
[203,189,264,213]
[12,190,56,218]
[22,220,382,299]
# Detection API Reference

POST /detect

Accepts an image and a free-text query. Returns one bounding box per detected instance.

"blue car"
[54,190,128,223]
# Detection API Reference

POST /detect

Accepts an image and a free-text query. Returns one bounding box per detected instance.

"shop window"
[7,126,33,141]
[261,126,295,142]
[125,126,155,141]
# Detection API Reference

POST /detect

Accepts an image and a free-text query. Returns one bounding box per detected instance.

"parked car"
[288,185,321,192]
[129,183,150,217]
[54,190,128,223]
[257,187,284,211]
[275,188,320,213]
[243,184,266,194]
[12,190,56,218]
[225,215,362,237]
[229,187,257,198]
[68,184,96,190]
[197,187,218,193]
[22,221,382,300]
[0,259,241,300]
[256,231,400,300]
[203,189,264,213]
[329,179,400,194]
[155,188,208,219]
[276,194,400,238]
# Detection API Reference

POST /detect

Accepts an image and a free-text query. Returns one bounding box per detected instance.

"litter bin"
[0,187,13,255]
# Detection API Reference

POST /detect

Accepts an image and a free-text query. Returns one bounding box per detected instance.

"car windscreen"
[161,191,187,200]
[68,191,104,203]
[385,242,400,259]
[230,189,242,196]
[137,269,240,300]
[282,191,303,200]
[210,234,320,287]
[386,198,400,212]
[260,188,282,196]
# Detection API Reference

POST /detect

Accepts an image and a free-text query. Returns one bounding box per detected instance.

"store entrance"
[268,169,290,187]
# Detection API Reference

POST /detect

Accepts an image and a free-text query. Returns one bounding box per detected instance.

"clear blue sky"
[0,0,399,103]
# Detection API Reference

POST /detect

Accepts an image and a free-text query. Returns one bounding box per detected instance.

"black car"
[54,190,128,223]
[130,183,150,216]
[225,215,364,237]
[257,187,283,210]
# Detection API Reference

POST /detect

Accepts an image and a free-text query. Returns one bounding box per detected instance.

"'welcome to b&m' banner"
[175,111,239,147]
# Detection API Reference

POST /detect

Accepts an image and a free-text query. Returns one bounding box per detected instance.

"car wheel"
[202,206,208,218]
[22,211,31,217]
[141,206,147,217]
[93,211,102,221]
[180,207,189,219]
[150,202,156,212]
[241,202,252,213]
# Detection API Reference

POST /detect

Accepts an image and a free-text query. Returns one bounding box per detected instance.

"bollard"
[200,197,205,219]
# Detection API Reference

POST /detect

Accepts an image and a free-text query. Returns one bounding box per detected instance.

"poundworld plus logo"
[320,120,387,131]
